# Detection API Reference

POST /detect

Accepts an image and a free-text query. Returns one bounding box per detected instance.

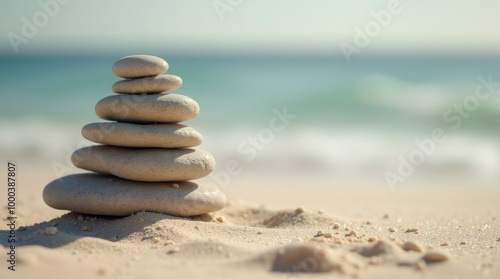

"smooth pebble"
[95,93,199,123]
[43,174,226,216]
[423,251,449,263]
[71,145,215,182]
[112,74,182,94]
[82,122,202,148]
[112,55,168,78]
[401,241,423,253]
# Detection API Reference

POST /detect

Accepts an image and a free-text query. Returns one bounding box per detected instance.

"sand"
[1,168,499,279]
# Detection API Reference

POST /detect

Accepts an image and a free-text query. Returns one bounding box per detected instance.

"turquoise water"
[1,55,499,130]
[1,55,499,188]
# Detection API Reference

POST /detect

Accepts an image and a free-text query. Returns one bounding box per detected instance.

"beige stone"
[82,122,202,148]
[112,55,168,78]
[72,145,214,182]
[95,93,199,123]
[43,173,226,216]
[112,74,182,94]
[423,250,449,263]
[401,241,423,253]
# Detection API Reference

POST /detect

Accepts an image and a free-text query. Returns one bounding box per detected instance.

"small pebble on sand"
[405,228,419,233]
[333,223,340,230]
[194,225,200,230]
[402,240,423,252]
[423,250,449,263]
[439,242,449,246]
[171,183,179,188]
[316,230,325,236]
[216,216,226,223]
[388,227,396,232]
[295,207,305,214]
[459,241,466,245]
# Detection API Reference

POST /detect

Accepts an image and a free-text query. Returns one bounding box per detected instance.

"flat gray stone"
[72,145,215,182]
[112,74,182,94]
[95,93,199,123]
[43,173,226,216]
[112,55,168,78]
[82,122,202,148]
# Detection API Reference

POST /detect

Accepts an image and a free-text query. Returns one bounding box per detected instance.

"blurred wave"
[1,55,499,189]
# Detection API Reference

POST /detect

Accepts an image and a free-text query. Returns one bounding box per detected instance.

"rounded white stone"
[82,122,202,148]
[112,55,168,78]
[95,93,199,123]
[71,145,215,182]
[43,173,226,216]
[112,74,182,94]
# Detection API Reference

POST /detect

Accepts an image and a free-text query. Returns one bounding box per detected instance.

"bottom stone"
[43,173,226,217]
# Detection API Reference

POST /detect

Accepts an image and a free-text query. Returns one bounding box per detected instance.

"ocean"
[1,55,499,189]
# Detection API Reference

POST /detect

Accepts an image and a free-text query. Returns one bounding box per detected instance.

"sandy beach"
[2,3,500,278]
[1,166,498,279]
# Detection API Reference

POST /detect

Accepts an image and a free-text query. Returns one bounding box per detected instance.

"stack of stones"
[43,55,226,217]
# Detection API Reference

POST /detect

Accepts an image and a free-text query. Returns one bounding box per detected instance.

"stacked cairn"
[43,55,226,217]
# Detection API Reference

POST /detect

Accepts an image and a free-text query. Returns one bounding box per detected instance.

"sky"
[1,0,500,55]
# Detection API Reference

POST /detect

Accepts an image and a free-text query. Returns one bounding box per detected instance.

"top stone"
[112,55,168,78]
